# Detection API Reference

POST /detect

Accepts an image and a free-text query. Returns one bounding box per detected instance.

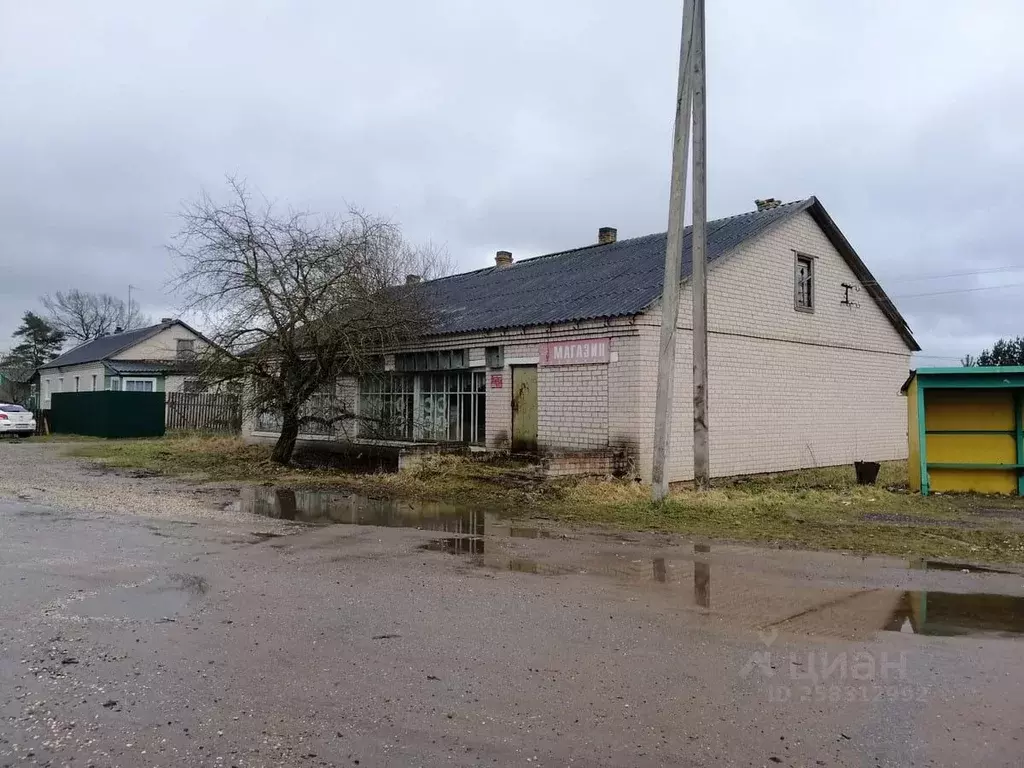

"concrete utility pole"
[652,0,698,501]
[691,0,710,490]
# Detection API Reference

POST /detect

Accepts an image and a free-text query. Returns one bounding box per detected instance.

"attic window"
[176,339,196,360]
[795,254,814,312]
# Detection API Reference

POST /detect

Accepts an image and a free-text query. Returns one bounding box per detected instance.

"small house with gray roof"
[247,197,919,483]
[37,319,212,409]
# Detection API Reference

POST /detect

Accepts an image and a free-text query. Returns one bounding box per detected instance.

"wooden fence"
[166,392,242,434]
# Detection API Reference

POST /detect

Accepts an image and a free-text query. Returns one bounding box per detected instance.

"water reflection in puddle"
[419,536,486,555]
[239,486,1024,639]
[421,539,1024,639]
[881,591,1024,637]
[239,486,490,534]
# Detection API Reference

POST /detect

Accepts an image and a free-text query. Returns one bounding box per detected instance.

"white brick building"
[248,197,919,483]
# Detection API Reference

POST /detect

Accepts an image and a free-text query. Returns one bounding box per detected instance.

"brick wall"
[478,321,640,453]
[537,364,609,450]
[609,329,658,476]
[628,210,913,482]
[542,449,630,477]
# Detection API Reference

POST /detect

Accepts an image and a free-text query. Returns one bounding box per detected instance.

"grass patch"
[64,435,1024,563]
[553,476,1024,563]
[66,435,541,503]
[69,435,282,482]
[22,433,105,443]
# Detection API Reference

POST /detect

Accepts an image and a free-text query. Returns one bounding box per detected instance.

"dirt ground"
[2,441,1024,767]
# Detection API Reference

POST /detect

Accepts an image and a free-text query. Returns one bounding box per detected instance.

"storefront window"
[358,370,485,444]
[254,384,349,436]
[419,371,486,444]
[359,374,415,440]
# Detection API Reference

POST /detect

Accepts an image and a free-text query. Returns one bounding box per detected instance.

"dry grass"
[65,434,1024,563]
[67,435,541,504]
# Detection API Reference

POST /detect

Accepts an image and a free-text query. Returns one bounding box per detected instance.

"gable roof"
[39,319,206,370]
[416,196,919,351]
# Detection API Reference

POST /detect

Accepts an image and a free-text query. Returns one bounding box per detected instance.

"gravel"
[0,440,271,527]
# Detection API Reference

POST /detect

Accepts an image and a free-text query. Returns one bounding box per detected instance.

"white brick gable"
[628,210,913,482]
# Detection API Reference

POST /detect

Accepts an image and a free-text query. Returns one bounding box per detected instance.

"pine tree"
[965,337,1024,366]
[9,311,66,368]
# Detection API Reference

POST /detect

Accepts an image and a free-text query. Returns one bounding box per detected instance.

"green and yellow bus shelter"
[902,367,1024,496]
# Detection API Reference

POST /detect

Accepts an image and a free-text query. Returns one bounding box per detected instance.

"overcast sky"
[2,1,1022,364]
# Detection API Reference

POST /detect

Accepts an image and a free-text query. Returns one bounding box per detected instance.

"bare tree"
[42,290,151,342]
[170,178,447,464]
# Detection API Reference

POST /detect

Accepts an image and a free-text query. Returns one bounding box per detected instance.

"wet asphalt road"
[2,495,1024,767]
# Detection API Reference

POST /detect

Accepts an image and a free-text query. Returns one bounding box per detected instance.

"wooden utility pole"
[652,0,698,501]
[691,0,710,489]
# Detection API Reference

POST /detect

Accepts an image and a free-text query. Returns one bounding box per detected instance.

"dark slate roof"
[39,320,206,370]
[415,196,919,350]
[104,360,195,376]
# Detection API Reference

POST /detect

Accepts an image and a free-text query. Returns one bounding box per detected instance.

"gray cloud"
[2,0,1022,366]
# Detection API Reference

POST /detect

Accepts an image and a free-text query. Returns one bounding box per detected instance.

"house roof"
[38,319,206,370]
[416,196,919,351]
[900,366,1024,394]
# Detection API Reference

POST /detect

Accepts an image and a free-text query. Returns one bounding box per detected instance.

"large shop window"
[254,384,349,436]
[359,370,486,444]
[419,371,486,444]
[358,374,415,440]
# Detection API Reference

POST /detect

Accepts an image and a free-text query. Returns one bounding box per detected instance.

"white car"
[0,404,36,438]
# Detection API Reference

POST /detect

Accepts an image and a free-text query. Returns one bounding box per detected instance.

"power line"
[892,282,1024,300]
[856,265,1024,291]
[879,265,1024,284]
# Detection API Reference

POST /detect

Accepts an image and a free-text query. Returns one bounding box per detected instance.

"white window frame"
[58,377,64,392]
[91,374,97,391]
[74,376,80,392]
[123,377,158,393]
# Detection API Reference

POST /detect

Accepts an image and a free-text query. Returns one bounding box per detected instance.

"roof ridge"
[421,199,812,286]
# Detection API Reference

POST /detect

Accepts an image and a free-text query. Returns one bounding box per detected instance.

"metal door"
[511,366,538,453]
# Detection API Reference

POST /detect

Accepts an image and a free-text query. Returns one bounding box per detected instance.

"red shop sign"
[539,338,611,366]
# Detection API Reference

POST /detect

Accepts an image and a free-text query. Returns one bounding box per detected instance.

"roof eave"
[806,198,921,352]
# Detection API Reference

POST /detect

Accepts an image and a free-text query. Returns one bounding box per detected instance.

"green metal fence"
[50,391,166,438]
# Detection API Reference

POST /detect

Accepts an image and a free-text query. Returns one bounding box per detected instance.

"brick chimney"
[495,250,513,268]
[598,227,618,245]
[755,198,781,211]
[405,274,421,285]
[160,317,173,323]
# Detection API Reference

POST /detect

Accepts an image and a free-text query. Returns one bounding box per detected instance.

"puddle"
[419,536,486,555]
[57,574,207,623]
[422,538,1024,639]
[881,591,1024,637]
[238,487,489,534]
[912,559,1020,576]
[238,486,1024,641]
[65,587,190,622]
